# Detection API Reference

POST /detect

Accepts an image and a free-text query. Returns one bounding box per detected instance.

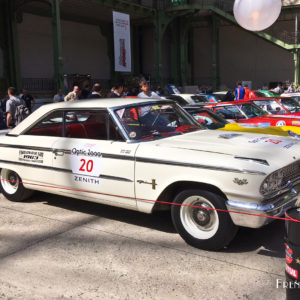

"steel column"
[179,17,191,87]
[154,12,164,86]
[5,0,21,91]
[99,21,121,86]
[51,0,64,91]
[294,50,300,86]
[211,15,220,91]
[133,25,141,75]
[170,20,180,85]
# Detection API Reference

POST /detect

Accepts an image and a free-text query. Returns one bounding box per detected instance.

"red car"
[240,97,300,116]
[205,100,300,127]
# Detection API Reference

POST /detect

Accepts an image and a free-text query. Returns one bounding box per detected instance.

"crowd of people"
[0,80,161,129]
[55,80,163,103]
[1,79,298,130]
[234,80,298,100]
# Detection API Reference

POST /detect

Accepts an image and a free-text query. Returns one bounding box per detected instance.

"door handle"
[53,149,65,156]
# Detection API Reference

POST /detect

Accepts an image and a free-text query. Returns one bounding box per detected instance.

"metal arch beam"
[51,0,64,91]
[165,4,300,51]
[13,0,52,11]
[211,6,300,51]
[84,0,155,17]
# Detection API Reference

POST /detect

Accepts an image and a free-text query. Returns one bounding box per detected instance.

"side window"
[25,111,63,137]
[65,110,124,141]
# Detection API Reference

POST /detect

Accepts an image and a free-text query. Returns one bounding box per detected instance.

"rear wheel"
[171,189,238,250]
[0,169,33,202]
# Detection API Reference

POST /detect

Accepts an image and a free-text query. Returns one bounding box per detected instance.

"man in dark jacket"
[88,83,102,99]
[108,84,124,98]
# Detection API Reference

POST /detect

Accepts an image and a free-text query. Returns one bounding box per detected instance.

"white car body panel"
[1,98,299,229]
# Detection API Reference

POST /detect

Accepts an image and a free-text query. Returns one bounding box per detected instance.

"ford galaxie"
[0,98,299,250]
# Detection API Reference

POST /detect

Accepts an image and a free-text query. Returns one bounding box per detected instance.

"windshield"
[253,100,285,114]
[188,109,227,129]
[279,98,300,113]
[239,103,269,118]
[190,95,209,103]
[213,103,267,120]
[213,105,245,120]
[114,102,202,141]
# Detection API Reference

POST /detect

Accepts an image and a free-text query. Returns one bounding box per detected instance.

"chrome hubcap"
[1,169,19,194]
[180,196,219,239]
[192,203,211,226]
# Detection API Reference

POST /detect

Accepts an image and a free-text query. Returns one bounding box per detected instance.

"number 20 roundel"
[70,144,103,178]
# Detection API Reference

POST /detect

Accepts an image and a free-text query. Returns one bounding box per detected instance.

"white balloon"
[233,0,282,31]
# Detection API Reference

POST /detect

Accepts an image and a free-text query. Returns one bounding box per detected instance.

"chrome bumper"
[226,190,299,228]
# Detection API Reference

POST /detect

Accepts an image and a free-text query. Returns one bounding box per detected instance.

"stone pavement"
[0,192,287,299]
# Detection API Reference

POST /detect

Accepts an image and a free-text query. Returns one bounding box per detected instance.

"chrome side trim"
[100,174,133,183]
[0,144,135,161]
[135,157,266,175]
[0,144,53,152]
[0,159,132,183]
[102,153,135,161]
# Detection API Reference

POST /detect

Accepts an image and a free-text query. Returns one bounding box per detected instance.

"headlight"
[260,170,285,196]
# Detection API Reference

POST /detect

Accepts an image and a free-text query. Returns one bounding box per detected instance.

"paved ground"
[0,191,287,299]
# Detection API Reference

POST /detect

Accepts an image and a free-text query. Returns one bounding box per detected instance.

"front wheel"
[171,189,238,251]
[0,169,33,202]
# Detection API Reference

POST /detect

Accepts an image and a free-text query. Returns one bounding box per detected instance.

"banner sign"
[113,11,131,72]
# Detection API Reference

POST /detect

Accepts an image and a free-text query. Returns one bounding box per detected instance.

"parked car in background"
[253,90,279,98]
[213,91,235,102]
[1,98,300,251]
[281,92,300,105]
[183,106,228,129]
[205,100,300,127]
[166,94,209,106]
[243,97,300,115]
[198,94,220,103]
[183,105,300,137]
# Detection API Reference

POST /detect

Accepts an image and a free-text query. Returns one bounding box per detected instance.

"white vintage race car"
[0,98,299,250]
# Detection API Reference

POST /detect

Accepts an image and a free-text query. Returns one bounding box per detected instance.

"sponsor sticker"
[19,150,44,164]
[129,131,137,139]
[248,137,298,149]
[70,144,102,185]
[286,243,294,264]
[276,120,286,126]
[292,120,300,125]
[286,254,293,265]
[286,264,299,279]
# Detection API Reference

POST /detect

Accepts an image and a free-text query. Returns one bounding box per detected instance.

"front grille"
[282,161,300,186]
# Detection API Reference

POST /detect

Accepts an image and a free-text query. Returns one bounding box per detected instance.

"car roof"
[45,97,168,109]
[8,98,171,135]
[205,100,252,107]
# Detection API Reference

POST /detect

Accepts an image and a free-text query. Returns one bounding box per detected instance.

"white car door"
[51,110,139,209]
[9,110,65,187]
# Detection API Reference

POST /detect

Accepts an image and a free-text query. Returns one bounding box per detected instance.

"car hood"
[152,129,300,166]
